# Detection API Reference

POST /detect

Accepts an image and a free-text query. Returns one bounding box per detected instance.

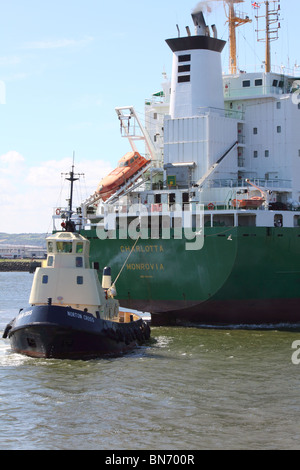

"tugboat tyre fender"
[2,320,14,339]
[135,328,143,342]
[140,323,150,340]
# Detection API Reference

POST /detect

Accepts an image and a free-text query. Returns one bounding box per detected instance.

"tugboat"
[3,164,150,359]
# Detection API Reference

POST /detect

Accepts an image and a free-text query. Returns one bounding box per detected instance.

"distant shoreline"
[0,260,42,272]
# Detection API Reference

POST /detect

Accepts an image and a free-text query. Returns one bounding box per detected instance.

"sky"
[0,0,298,233]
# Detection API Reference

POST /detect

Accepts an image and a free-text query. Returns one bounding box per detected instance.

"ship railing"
[223,65,300,78]
[224,85,287,99]
[52,206,85,232]
[203,178,292,190]
[90,200,266,215]
[196,106,245,121]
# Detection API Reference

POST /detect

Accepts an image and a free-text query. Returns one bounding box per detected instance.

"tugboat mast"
[65,152,79,219]
[62,152,84,229]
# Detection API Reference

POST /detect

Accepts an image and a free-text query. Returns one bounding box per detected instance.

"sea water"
[0,272,300,450]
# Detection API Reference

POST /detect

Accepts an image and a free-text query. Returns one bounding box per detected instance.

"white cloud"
[0,151,25,176]
[72,94,103,109]
[23,36,94,50]
[0,150,25,164]
[0,152,113,233]
[0,56,22,66]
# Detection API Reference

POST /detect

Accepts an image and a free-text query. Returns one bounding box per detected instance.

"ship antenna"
[255,1,281,73]
[224,0,252,75]
[62,151,84,229]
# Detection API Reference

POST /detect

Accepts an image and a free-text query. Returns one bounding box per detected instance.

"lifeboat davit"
[96,151,149,201]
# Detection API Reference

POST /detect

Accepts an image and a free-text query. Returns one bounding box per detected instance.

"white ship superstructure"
[135,3,300,229]
[64,1,300,235]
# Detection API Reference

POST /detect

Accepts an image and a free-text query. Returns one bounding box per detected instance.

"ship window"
[76,257,83,267]
[178,54,191,63]
[273,79,278,87]
[242,80,251,88]
[119,162,129,167]
[47,241,54,253]
[76,243,83,253]
[42,275,48,284]
[298,103,300,110]
[130,158,134,163]
[255,79,263,86]
[279,81,284,88]
[178,64,190,73]
[265,150,270,158]
[274,215,283,227]
[294,215,300,227]
[178,75,190,83]
[77,276,84,285]
[253,150,258,158]
[169,193,176,203]
[183,192,189,203]
[276,101,281,109]
[56,242,72,253]
[277,126,281,133]
[47,256,54,267]
[253,127,258,135]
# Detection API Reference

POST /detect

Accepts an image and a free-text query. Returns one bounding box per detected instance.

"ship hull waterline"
[5,305,150,359]
[80,225,300,327]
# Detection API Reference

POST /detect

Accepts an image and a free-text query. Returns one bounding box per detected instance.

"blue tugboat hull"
[4,305,150,359]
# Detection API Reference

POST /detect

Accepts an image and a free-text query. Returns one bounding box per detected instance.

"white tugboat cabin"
[29,232,118,321]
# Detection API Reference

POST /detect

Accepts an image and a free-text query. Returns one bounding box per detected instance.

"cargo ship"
[54,1,300,326]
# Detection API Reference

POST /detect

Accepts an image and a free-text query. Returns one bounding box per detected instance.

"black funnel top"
[191,11,207,35]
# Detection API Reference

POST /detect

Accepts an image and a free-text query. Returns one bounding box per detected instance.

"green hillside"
[0,233,48,246]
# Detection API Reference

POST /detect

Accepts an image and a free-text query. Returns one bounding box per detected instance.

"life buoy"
[56,208,61,216]
[208,203,215,210]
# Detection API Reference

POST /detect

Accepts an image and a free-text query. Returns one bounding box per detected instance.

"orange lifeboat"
[231,197,264,209]
[96,151,149,201]
[231,179,267,209]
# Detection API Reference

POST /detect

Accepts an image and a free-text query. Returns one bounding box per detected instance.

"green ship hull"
[80,226,300,326]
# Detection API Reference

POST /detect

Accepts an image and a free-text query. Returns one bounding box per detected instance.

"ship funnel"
[191,11,208,36]
[166,9,226,119]
[211,24,217,38]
